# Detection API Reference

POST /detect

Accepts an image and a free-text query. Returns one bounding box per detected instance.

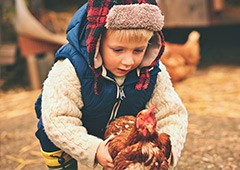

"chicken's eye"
[136,117,144,126]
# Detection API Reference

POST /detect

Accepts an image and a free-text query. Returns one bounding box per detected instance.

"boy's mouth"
[117,68,130,74]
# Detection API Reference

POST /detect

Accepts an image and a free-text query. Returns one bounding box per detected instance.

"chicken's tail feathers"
[158,133,172,159]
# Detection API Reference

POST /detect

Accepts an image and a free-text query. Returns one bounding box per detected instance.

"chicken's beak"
[146,124,154,134]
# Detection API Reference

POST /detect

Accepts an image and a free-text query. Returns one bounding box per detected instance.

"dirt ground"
[0,65,240,170]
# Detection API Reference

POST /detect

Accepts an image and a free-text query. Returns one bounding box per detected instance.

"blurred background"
[0,0,240,169]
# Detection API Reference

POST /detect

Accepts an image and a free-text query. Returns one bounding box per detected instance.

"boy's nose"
[121,56,134,66]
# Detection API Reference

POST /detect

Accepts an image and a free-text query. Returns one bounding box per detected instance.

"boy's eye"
[113,49,123,53]
[134,49,144,53]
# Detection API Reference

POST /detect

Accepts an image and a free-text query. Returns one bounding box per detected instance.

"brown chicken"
[161,31,201,83]
[104,106,172,170]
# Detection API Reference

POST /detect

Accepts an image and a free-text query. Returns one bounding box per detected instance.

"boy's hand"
[96,136,114,170]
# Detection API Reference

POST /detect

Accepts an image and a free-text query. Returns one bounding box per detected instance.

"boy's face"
[101,31,149,77]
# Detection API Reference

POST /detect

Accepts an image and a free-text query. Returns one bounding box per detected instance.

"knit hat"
[86,0,165,94]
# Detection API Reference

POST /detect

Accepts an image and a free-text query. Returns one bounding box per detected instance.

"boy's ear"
[140,32,162,68]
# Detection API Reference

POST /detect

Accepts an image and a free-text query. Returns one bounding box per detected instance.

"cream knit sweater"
[41,59,188,170]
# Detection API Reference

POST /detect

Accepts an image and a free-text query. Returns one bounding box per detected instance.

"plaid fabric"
[91,67,103,95]
[86,0,113,94]
[86,0,112,67]
[86,0,162,94]
[136,31,165,90]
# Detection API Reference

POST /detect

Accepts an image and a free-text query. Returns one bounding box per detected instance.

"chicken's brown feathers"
[161,31,201,83]
[113,143,142,170]
[104,106,172,170]
[104,115,135,139]
[158,133,172,159]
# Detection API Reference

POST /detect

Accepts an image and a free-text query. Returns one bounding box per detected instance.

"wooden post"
[18,36,60,90]
[26,55,41,89]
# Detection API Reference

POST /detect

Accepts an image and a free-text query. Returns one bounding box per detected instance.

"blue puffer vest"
[35,3,161,145]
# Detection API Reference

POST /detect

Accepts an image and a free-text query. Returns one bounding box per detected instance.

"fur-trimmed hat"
[86,0,165,94]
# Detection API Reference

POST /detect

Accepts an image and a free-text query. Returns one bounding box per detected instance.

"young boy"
[35,0,188,169]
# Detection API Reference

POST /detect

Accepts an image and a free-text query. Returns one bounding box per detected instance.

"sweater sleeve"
[146,62,188,167]
[41,59,103,168]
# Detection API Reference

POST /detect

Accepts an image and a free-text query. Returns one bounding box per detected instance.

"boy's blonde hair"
[105,29,154,43]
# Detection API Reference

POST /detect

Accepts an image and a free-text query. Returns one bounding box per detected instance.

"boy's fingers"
[106,153,113,162]
[107,161,114,168]
[103,162,114,170]
[107,134,115,141]
[105,134,115,145]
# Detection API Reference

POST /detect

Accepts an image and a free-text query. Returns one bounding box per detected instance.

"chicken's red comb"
[146,105,156,117]
[148,105,156,113]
